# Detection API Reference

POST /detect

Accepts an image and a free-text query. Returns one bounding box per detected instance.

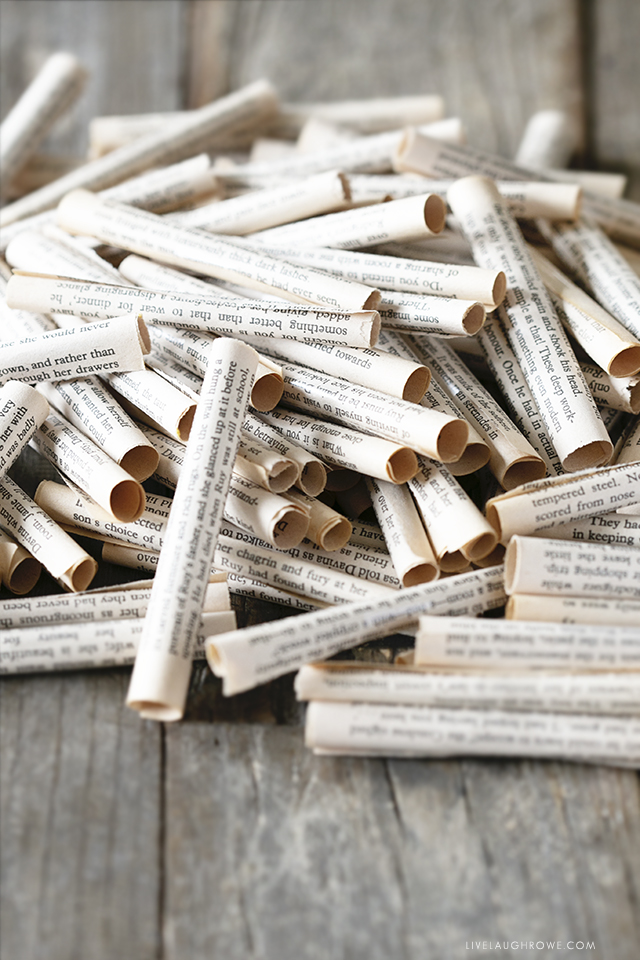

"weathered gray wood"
[0,671,162,960]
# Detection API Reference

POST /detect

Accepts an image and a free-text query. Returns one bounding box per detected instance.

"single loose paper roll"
[377,291,486,336]
[280,94,445,136]
[106,367,197,442]
[529,509,640,550]
[506,593,640,627]
[101,154,219,213]
[515,110,577,169]
[235,438,298,493]
[0,380,49,475]
[284,488,351,552]
[366,477,439,586]
[242,412,327,495]
[0,529,41,594]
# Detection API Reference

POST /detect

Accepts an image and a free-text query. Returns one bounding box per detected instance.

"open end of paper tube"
[273,510,311,550]
[320,517,352,552]
[338,172,352,203]
[268,461,299,493]
[386,448,419,484]
[299,461,327,496]
[66,556,99,593]
[120,444,160,482]
[368,312,382,347]
[492,272,507,307]
[402,367,430,403]
[403,562,439,587]
[251,372,284,412]
[563,439,613,472]
[135,316,151,354]
[423,194,447,235]
[363,290,382,312]
[436,420,469,463]
[439,550,467,573]
[7,557,41,595]
[464,531,498,562]
[109,479,146,522]
[504,538,520,594]
[609,346,640,379]
[461,302,487,335]
[501,457,547,492]
[134,702,184,722]
[448,442,491,476]
[176,404,196,442]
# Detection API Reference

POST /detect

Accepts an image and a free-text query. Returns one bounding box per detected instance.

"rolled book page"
[234,438,298,493]
[6,272,380,350]
[580,362,640,414]
[515,110,577,169]
[85,110,258,157]
[126,337,259,721]
[377,290,486,336]
[169,170,349,233]
[366,477,439,585]
[38,377,159,481]
[55,191,381,313]
[6,228,125,283]
[242,241,506,306]
[227,574,322,612]
[477,311,565,477]
[486,461,640,542]
[250,193,447,248]
[0,475,97,591]
[279,95,445,136]
[415,614,640,672]
[206,564,505,695]
[279,361,468,462]
[101,154,219,213]
[392,130,640,249]
[0,79,278,226]
[447,176,612,471]
[295,662,640,716]
[0,280,57,337]
[504,534,640,601]
[616,418,640,465]
[0,313,150,386]
[0,52,87,190]
[295,118,358,154]
[303,701,640,767]
[242,412,327,495]
[529,246,640,378]
[258,406,418,483]
[249,138,298,162]
[0,529,41,595]
[0,380,49,475]
[529,509,640,549]
[243,337,429,402]
[32,413,145,522]
[549,169,627,200]
[225,474,310,549]
[506,593,640,627]
[537,219,640,341]
[376,330,491,475]
[405,333,546,489]
[104,367,197,442]
[408,456,498,569]
[284,488,351,552]
[0,611,237,675]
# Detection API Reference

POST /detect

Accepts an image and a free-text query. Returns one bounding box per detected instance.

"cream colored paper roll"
[0,529,41,595]
[0,52,87,189]
[296,662,640,716]
[530,246,640,378]
[447,176,612,471]
[258,406,418,483]
[6,228,125,283]
[280,361,468,463]
[377,291,486,336]
[408,456,497,570]
[227,573,322,612]
[504,534,640,601]
[616,418,640,465]
[366,477,439,586]
[225,474,310,549]
[235,438,298,493]
[487,461,640,543]
[0,475,96,592]
[295,118,357,154]
[506,593,640,627]
[207,564,505,695]
[243,241,506,306]
[281,95,445,136]
[101,154,219,213]
[105,367,197,442]
[249,138,298,162]
[581,362,640,414]
[126,338,259,721]
[1,79,278,226]
[415,614,640,672]
[0,380,49,475]
[304,701,640,766]
[284,488,351,552]
[530,510,640,549]
[242,412,327,495]
[86,111,255,157]
[515,110,577,169]
[55,191,380,313]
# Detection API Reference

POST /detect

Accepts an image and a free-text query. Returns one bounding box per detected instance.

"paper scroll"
[206,564,505,695]
[366,477,438,586]
[0,529,41,594]
[101,154,219,213]
[225,474,310,549]
[0,475,97,592]
[0,380,49,475]
[506,593,640,627]
[284,488,351,552]
[227,573,322,612]
[105,367,197,442]
[515,110,577,169]
[581,362,640,414]
[242,412,327,495]
[376,291,486,336]
[235,437,298,493]
[280,94,445,136]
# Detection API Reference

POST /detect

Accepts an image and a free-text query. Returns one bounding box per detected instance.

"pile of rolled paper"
[0,54,639,761]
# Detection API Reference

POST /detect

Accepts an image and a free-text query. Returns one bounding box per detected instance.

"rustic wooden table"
[1,3,639,958]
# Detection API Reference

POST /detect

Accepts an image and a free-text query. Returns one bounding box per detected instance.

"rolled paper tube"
[515,110,577,169]
[284,489,351,551]
[234,440,298,494]
[1,79,278,225]
[366,477,439,586]
[258,406,419,483]
[304,701,640,767]
[279,95,445,136]
[0,476,97,592]
[581,362,640,414]
[206,564,506,695]
[126,337,259,721]
[6,228,125,283]
[86,111,257,157]
[105,368,197,442]
[486,462,640,543]
[249,138,298,162]
[347,519,388,551]
[377,292,486,336]
[0,529,41,594]
[532,507,640,548]
[295,118,358,154]
[0,380,49,475]
[504,534,640,601]
[227,574,323,612]
[55,191,381,313]
[506,593,640,627]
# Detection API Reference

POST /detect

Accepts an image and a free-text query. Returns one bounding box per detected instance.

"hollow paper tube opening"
[338,172,352,203]
[133,702,184,722]
[66,556,98,593]
[368,312,381,346]
[501,457,547,492]
[325,468,360,492]
[363,290,381,312]
[251,372,284,412]
[461,302,487,335]
[609,347,640,379]
[298,461,326,496]
[268,461,299,493]
[177,404,196,442]
[386,448,419,484]
[135,315,151,354]
[491,272,507,307]
[504,537,521,594]
[423,194,447,234]
[120,444,161,482]
[109,479,146,522]
[563,439,612,472]
[463,531,498,562]
[320,517,352,552]
[448,442,491,476]
[402,367,430,403]
[6,556,41,594]
[272,510,310,549]
[436,419,469,463]
[473,542,506,568]
[438,550,467,573]
[402,561,439,587]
